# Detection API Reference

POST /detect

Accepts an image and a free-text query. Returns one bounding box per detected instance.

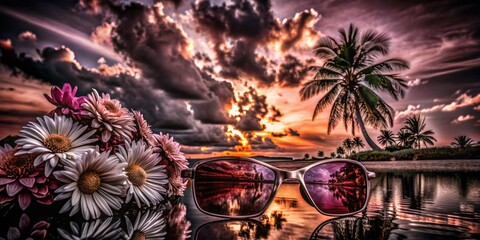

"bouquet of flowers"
[0,84,188,220]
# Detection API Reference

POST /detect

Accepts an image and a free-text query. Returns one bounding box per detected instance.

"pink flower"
[0,144,57,210]
[44,84,86,119]
[150,133,188,196]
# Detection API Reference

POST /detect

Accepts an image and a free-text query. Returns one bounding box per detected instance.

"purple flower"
[44,84,86,119]
[0,144,57,210]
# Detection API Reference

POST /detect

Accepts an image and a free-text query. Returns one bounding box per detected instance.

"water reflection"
[187,170,480,239]
[0,201,191,240]
[305,162,368,214]
[194,159,276,216]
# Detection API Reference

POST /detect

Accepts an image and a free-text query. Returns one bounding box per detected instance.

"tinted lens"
[194,159,276,216]
[304,162,367,214]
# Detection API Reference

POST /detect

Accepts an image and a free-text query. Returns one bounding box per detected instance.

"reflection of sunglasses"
[194,217,363,240]
[181,157,375,218]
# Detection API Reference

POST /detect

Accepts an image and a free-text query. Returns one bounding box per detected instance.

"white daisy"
[57,217,124,240]
[53,149,127,220]
[116,141,168,208]
[15,115,96,176]
[125,210,166,240]
[132,110,153,143]
[83,89,136,142]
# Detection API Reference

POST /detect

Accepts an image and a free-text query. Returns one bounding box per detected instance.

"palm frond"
[311,84,341,120]
[299,79,341,101]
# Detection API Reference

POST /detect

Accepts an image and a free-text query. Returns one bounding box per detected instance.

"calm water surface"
[185,171,480,239]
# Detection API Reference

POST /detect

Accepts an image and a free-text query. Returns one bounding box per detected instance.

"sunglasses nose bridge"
[279,169,302,181]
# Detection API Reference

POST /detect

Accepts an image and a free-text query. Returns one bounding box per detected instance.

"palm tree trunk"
[355,105,382,150]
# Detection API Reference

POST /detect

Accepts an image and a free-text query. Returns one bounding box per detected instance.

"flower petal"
[19,178,35,188]
[0,178,15,185]
[18,192,32,210]
[7,227,20,240]
[6,182,23,197]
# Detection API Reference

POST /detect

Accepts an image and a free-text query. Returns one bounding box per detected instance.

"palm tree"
[451,136,474,147]
[343,138,354,156]
[353,137,365,152]
[377,130,396,147]
[330,152,336,158]
[336,146,345,158]
[396,129,412,148]
[317,150,325,158]
[401,115,436,149]
[304,153,310,159]
[299,23,409,150]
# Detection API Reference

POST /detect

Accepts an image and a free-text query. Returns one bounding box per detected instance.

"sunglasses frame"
[182,157,375,219]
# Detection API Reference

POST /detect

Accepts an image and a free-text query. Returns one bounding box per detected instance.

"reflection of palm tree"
[300,24,409,150]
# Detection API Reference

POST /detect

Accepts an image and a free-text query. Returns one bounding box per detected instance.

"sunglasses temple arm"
[181,169,194,179]
[367,171,376,179]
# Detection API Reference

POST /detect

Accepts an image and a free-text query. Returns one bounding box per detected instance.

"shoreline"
[267,159,480,172]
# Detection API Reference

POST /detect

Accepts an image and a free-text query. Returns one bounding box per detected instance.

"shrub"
[352,146,480,161]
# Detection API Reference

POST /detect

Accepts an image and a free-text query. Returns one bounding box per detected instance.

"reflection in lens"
[304,162,367,214]
[196,221,268,240]
[194,159,276,216]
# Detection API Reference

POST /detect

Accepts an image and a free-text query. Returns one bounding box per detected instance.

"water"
[0,170,478,239]
[185,171,480,240]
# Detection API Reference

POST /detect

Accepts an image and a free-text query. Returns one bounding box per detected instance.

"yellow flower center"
[126,164,147,187]
[44,134,72,153]
[78,171,101,194]
[131,231,146,240]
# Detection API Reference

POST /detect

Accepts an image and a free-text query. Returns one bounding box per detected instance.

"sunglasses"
[181,157,375,218]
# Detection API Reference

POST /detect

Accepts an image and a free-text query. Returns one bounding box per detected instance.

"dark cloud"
[269,106,282,122]
[109,2,210,99]
[0,43,238,147]
[276,54,307,87]
[190,0,320,86]
[271,128,300,138]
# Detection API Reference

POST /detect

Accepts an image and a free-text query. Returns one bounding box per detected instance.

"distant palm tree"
[377,130,396,147]
[353,137,365,152]
[336,146,345,158]
[451,136,474,148]
[396,129,412,148]
[317,150,325,158]
[402,115,436,149]
[343,138,354,156]
[304,153,310,159]
[300,23,409,151]
[330,152,336,158]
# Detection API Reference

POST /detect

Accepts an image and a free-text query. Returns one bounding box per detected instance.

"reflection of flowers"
[151,133,188,196]
[15,115,96,176]
[53,149,126,220]
[83,89,136,142]
[125,210,166,240]
[167,203,191,240]
[0,213,49,240]
[57,217,123,240]
[117,141,168,207]
[44,83,87,120]
[0,144,57,210]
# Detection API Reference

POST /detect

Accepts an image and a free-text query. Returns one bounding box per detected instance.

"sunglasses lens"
[304,162,368,214]
[194,159,276,217]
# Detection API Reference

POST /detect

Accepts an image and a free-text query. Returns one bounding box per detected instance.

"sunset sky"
[0,0,479,158]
